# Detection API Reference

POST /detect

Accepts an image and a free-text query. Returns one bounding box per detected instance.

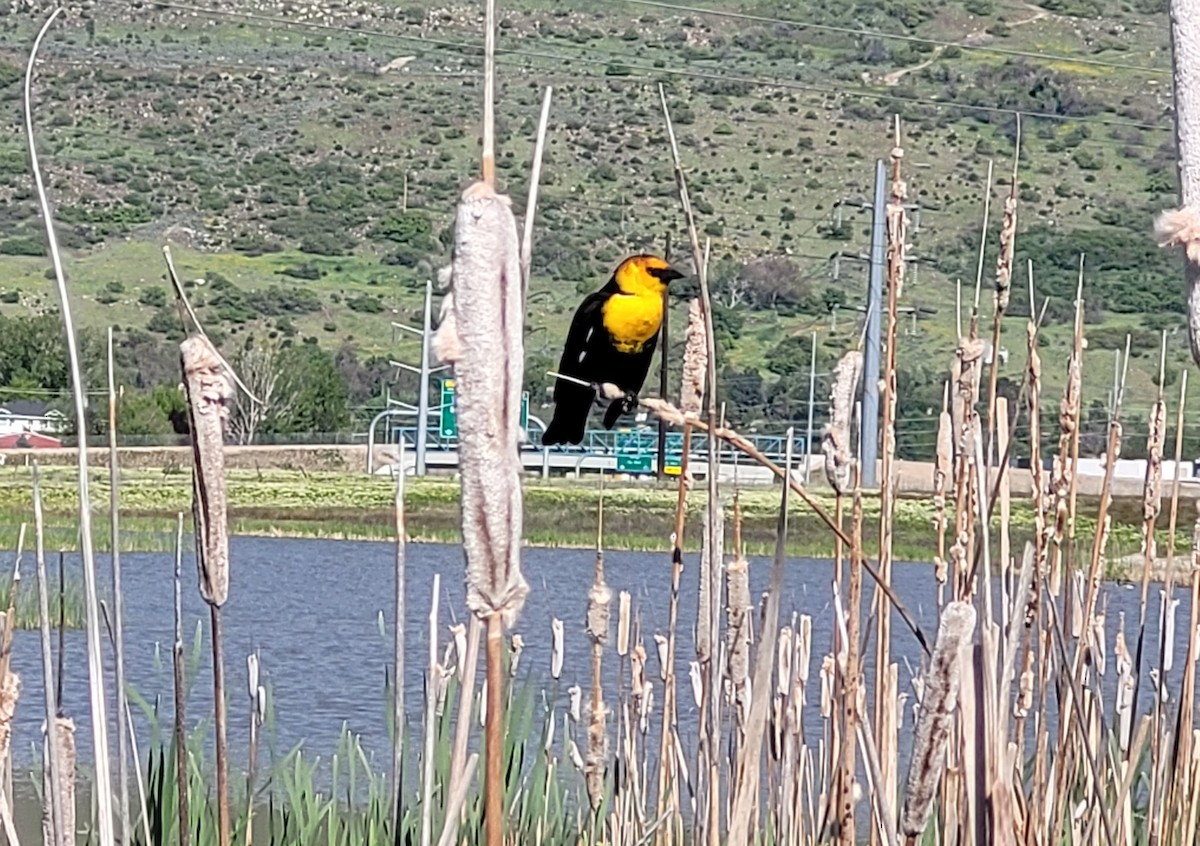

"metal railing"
[384,425,806,465]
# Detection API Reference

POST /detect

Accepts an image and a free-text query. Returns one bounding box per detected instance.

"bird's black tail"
[542,382,592,446]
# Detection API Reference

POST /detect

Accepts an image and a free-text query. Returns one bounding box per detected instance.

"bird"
[542,254,685,446]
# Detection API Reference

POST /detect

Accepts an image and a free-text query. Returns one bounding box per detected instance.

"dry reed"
[106,327,131,843]
[23,14,116,843]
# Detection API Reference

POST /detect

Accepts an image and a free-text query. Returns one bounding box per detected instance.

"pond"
[2,537,1187,774]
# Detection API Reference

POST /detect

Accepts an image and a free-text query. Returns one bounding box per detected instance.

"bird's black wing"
[553,287,612,398]
[544,286,614,446]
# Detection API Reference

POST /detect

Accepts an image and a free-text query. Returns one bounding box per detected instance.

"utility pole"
[862,160,885,489]
[390,279,446,476]
[805,330,817,485]
[837,162,922,488]
[657,232,672,480]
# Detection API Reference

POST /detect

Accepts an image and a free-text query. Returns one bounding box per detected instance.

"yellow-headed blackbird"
[542,254,685,446]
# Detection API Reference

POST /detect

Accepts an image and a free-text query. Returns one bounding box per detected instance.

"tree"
[228,343,287,445]
[264,343,351,435]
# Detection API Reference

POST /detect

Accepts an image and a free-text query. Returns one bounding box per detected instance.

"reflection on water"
[0,537,1188,778]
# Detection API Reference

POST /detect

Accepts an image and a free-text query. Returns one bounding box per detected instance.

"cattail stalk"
[934,386,952,604]
[172,513,190,846]
[24,13,116,843]
[1050,265,1086,591]
[661,80,722,842]
[432,172,528,846]
[421,574,441,846]
[585,481,612,811]
[875,124,907,806]
[106,326,131,844]
[32,473,65,846]
[838,466,864,846]
[392,441,407,831]
[245,652,263,846]
[179,332,233,846]
[725,498,751,729]
[1163,372,1190,821]
[983,120,1021,471]
[1129,336,1167,830]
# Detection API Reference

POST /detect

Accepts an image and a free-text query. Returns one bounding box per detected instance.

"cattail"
[822,350,863,494]
[900,600,977,838]
[584,695,609,809]
[689,662,703,710]
[696,497,723,662]
[680,298,708,415]
[654,633,669,682]
[587,585,611,647]
[1163,594,1179,673]
[934,401,952,588]
[180,334,232,607]
[950,337,986,455]
[797,616,812,690]
[568,685,582,723]
[450,623,467,680]
[820,654,835,720]
[617,591,631,657]
[631,643,647,699]
[431,181,529,627]
[584,521,610,811]
[510,634,524,678]
[551,617,564,679]
[1115,614,1135,752]
[725,553,751,718]
[1143,398,1166,558]
[42,715,75,846]
[1155,206,1200,265]
[886,139,909,301]
[995,192,1018,312]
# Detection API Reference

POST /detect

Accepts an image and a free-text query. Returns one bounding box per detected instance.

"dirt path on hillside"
[879,2,1053,85]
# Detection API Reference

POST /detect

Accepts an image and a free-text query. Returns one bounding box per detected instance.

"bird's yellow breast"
[602,293,663,354]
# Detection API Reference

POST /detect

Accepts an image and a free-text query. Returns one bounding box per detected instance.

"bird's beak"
[662,267,686,283]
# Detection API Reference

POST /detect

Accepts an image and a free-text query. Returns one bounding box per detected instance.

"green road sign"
[616,452,654,474]
[439,379,457,438]
[438,379,528,439]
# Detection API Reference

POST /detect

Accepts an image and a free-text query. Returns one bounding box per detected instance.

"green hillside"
[0,0,1191,456]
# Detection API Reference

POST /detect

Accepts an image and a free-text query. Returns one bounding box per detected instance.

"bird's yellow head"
[612,254,685,297]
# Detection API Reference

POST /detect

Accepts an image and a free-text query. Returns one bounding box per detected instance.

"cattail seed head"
[181,334,233,607]
[822,350,863,494]
[1155,206,1200,265]
[900,601,977,838]
[995,193,1018,312]
[680,298,708,415]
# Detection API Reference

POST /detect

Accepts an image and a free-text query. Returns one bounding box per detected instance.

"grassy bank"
[0,466,1180,579]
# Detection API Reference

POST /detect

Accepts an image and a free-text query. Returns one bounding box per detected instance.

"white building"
[0,400,67,435]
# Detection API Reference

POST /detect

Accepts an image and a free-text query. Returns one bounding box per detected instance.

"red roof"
[0,432,63,449]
